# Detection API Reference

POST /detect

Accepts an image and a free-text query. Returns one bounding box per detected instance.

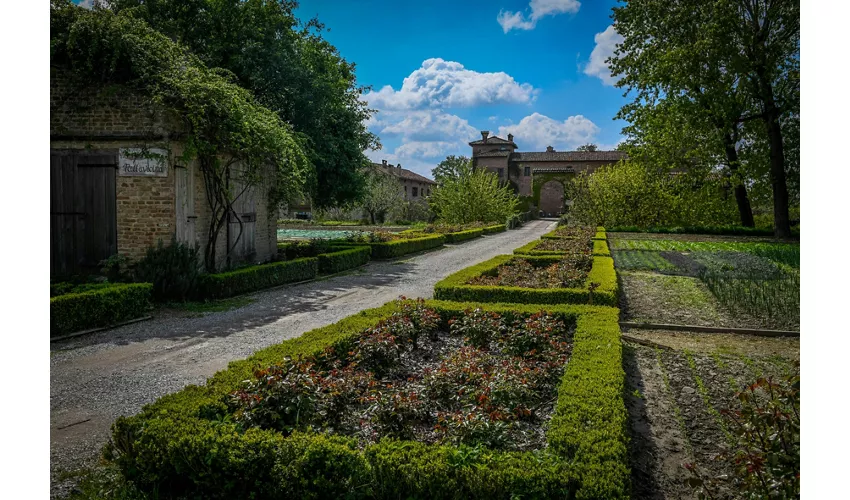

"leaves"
[429,161,519,224]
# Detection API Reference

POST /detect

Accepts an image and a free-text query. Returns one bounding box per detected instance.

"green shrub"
[133,238,201,302]
[50,281,118,298]
[103,301,628,500]
[482,224,506,234]
[513,239,609,257]
[195,258,318,300]
[434,255,618,306]
[444,228,484,244]
[51,283,152,336]
[316,246,371,274]
[365,234,446,259]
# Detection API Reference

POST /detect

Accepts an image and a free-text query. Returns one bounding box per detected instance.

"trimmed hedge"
[316,246,371,274]
[434,255,619,307]
[444,228,484,244]
[513,238,610,257]
[105,300,628,500]
[482,223,507,234]
[50,283,153,336]
[195,258,318,300]
[540,229,607,241]
[363,234,446,259]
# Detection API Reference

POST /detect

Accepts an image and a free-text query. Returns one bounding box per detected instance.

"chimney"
[546,146,555,152]
[481,130,489,143]
[397,163,402,169]
[382,159,388,166]
[507,133,513,142]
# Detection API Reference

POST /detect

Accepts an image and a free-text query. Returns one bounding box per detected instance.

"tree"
[360,172,404,225]
[429,165,519,224]
[51,2,309,271]
[576,143,598,152]
[109,0,379,209]
[431,155,472,183]
[610,0,798,237]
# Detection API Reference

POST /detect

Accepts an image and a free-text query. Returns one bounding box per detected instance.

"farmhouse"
[373,160,437,200]
[50,70,279,276]
[470,131,627,216]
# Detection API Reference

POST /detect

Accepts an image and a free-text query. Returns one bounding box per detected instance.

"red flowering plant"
[448,307,506,348]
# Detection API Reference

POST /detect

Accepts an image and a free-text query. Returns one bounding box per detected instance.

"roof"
[510,151,627,162]
[372,163,437,185]
[468,136,517,147]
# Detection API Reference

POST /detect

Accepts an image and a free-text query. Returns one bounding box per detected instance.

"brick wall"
[116,173,177,261]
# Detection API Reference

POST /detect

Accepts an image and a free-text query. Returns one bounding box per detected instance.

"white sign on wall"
[118,148,169,177]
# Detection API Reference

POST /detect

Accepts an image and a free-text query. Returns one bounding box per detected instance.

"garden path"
[49,219,555,498]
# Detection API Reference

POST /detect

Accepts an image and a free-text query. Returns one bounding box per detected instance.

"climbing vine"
[51,1,310,270]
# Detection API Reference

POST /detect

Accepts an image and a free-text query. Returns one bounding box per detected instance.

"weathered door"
[50,151,118,276]
[175,165,197,248]
[227,179,256,263]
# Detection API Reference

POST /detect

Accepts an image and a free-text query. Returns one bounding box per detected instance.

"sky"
[294,0,628,179]
[75,0,628,180]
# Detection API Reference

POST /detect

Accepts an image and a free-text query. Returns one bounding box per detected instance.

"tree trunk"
[760,83,792,238]
[722,133,755,227]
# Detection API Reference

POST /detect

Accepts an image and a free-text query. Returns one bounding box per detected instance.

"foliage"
[100,301,627,499]
[432,155,473,184]
[51,283,152,336]
[575,144,598,152]
[435,255,619,307]
[316,246,371,274]
[99,254,132,283]
[360,170,406,224]
[469,255,592,290]
[448,308,505,349]
[605,225,783,237]
[699,269,799,330]
[195,257,318,300]
[133,238,201,302]
[108,0,379,209]
[340,234,446,259]
[567,161,740,228]
[430,165,519,224]
[514,238,607,257]
[51,281,120,298]
[443,228,484,244]
[611,250,678,272]
[685,370,800,499]
[609,239,800,267]
[482,223,507,234]
[51,3,311,271]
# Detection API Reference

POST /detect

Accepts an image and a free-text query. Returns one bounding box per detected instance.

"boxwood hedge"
[195,258,318,300]
[50,283,153,336]
[316,246,371,274]
[482,224,507,234]
[444,228,484,244]
[104,300,628,500]
[541,230,607,241]
[362,234,446,259]
[513,239,610,257]
[433,255,619,307]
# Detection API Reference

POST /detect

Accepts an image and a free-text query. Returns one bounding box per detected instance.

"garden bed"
[623,338,798,499]
[102,300,629,499]
[514,237,609,257]
[435,254,618,306]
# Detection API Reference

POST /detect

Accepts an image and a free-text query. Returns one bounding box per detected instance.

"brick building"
[50,69,278,276]
[469,131,627,216]
[373,160,437,201]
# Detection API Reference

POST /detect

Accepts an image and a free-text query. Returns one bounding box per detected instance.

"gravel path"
[50,219,555,497]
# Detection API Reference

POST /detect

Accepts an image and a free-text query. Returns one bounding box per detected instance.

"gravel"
[49,220,555,498]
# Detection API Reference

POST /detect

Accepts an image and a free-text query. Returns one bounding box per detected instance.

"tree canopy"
[429,164,518,224]
[432,155,472,184]
[108,0,379,208]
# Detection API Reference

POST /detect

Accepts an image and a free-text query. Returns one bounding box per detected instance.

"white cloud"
[498,112,600,150]
[378,110,477,143]
[497,0,581,33]
[363,58,537,111]
[394,141,460,160]
[583,25,624,86]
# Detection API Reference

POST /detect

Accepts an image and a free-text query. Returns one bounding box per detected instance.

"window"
[497,168,504,178]
[404,186,407,198]
[524,166,531,176]
[412,187,418,197]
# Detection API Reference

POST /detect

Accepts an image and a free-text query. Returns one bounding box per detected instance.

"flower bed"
[513,238,610,257]
[50,282,153,336]
[104,300,628,499]
[434,255,618,306]
[468,254,592,290]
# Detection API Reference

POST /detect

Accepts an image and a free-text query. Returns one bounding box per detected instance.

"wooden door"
[175,165,197,248]
[227,178,256,263]
[50,151,118,276]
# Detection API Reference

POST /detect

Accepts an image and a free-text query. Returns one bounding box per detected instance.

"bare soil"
[619,271,736,327]
[623,332,798,500]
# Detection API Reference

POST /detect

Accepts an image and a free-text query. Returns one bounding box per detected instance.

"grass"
[610,239,799,266]
[167,297,256,314]
[611,250,677,272]
[622,272,727,326]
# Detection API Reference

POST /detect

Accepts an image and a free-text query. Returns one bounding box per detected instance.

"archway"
[539,180,565,216]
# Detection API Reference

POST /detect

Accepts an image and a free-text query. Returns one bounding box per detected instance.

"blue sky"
[295,0,628,178]
[75,0,628,180]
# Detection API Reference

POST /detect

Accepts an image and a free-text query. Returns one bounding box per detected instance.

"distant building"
[372,160,437,200]
[469,131,627,216]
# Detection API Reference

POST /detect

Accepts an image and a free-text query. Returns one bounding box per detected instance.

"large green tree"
[429,164,519,224]
[611,0,799,236]
[431,155,472,184]
[108,0,379,208]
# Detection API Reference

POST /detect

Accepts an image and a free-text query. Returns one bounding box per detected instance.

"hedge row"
[433,255,619,307]
[482,223,507,234]
[361,234,446,259]
[105,300,628,499]
[444,228,484,244]
[541,230,607,241]
[512,239,610,257]
[195,258,318,300]
[50,283,153,336]
[316,246,371,274]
